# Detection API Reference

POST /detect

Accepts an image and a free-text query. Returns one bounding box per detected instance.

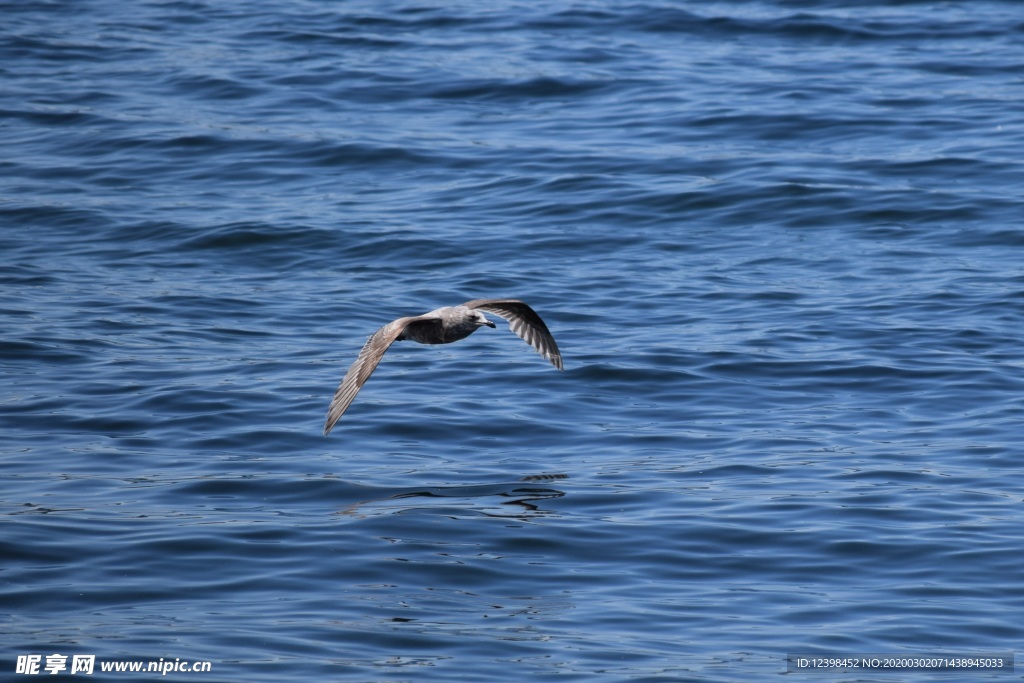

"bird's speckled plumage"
[324,298,563,434]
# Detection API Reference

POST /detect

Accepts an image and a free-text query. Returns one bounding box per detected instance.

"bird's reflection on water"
[335,474,568,520]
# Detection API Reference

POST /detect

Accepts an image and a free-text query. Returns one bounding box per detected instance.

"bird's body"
[396,305,493,345]
[324,298,563,435]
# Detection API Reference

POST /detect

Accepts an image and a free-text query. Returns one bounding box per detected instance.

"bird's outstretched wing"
[463,298,563,370]
[323,315,442,435]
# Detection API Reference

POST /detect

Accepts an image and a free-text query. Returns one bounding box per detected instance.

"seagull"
[323,298,563,435]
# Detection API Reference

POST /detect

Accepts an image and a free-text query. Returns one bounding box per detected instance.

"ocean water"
[3,1,1023,680]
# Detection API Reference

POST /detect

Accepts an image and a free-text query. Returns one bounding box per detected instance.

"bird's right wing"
[463,298,563,370]
[323,315,440,435]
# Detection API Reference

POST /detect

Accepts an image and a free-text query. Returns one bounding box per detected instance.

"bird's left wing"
[324,315,439,435]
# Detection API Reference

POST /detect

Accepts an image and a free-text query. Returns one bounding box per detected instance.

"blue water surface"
[3,1,1024,681]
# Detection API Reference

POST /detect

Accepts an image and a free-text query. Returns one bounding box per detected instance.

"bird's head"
[474,312,497,328]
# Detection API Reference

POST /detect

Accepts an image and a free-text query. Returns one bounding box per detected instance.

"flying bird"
[323,298,563,435]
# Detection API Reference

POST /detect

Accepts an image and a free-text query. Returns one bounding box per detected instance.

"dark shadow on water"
[334,473,569,520]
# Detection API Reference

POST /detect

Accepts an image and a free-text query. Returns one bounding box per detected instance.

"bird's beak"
[484,321,496,328]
